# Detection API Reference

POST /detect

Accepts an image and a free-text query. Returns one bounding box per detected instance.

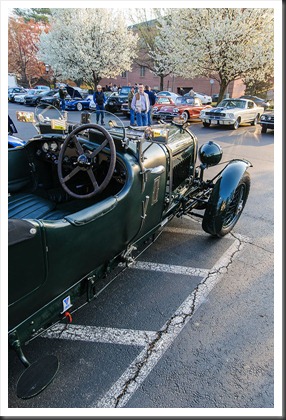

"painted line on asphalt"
[93,236,245,408]
[41,324,157,346]
[41,230,249,407]
[132,261,209,277]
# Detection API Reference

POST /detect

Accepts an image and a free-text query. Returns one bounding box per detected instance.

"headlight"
[227,113,234,119]
[153,107,158,112]
[260,115,266,121]
[173,108,179,113]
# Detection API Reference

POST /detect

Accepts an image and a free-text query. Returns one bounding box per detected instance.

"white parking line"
[93,236,245,408]
[42,325,157,346]
[42,231,247,408]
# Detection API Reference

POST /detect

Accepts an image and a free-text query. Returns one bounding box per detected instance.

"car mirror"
[16,111,35,123]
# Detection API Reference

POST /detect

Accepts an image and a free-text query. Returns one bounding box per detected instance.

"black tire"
[181,111,189,123]
[251,115,259,126]
[232,118,240,130]
[203,122,211,127]
[261,126,267,133]
[202,172,250,237]
[76,102,83,111]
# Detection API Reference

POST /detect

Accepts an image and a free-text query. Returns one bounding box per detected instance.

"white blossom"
[151,8,274,98]
[37,8,138,88]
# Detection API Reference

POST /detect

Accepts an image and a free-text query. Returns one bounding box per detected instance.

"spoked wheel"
[251,115,259,126]
[202,172,250,237]
[181,111,189,123]
[232,118,240,130]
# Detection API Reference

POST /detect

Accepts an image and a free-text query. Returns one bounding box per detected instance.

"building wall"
[99,65,246,97]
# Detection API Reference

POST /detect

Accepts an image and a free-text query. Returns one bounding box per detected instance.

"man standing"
[59,86,67,111]
[93,85,106,125]
[128,86,135,125]
[144,86,156,125]
[131,84,150,126]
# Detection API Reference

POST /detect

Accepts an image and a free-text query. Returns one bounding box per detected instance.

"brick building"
[99,63,246,98]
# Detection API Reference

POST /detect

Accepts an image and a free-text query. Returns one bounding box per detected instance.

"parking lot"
[7,103,277,412]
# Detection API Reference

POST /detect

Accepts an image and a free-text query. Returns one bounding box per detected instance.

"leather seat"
[8,193,56,219]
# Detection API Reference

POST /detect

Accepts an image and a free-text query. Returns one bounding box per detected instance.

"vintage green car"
[8,105,252,398]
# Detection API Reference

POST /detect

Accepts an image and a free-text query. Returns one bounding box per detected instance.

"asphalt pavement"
[6,103,280,415]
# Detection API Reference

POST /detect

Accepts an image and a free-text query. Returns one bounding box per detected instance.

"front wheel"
[232,118,240,130]
[76,102,83,111]
[181,111,189,123]
[202,172,250,237]
[261,126,267,133]
[203,122,211,127]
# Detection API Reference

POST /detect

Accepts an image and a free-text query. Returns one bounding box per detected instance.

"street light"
[210,79,214,97]
[45,64,51,88]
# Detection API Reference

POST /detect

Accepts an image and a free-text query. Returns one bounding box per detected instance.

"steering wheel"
[58,123,116,199]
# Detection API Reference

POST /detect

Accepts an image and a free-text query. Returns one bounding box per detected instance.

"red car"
[158,96,212,123]
[151,96,176,119]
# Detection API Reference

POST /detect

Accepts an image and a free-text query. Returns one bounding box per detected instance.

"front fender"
[202,159,252,235]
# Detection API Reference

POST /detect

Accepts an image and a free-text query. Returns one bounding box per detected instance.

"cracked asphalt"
[7,104,278,413]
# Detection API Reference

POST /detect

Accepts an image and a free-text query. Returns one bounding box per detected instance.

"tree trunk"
[160,75,164,91]
[217,79,229,104]
[92,70,100,91]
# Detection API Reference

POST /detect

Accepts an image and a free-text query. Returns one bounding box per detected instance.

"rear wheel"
[251,115,259,126]
[76,102,83,111]
[203,122,211,127]
[202,172,250,237]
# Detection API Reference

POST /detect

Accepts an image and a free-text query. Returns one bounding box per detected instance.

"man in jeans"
[131,84,150,126]
[93,85,106,124]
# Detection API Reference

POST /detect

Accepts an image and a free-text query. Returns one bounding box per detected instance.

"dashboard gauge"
[42,142,49,152]
[50,141,58,152]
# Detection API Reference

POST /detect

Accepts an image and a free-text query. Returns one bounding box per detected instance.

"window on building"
[121,71,127,78]
[140,66,146,77]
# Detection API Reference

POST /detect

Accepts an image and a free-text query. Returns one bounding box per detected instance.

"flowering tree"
[152,8,274,102]
[8,16,49,87]
[37,8,138,89]
[128,9,173,90]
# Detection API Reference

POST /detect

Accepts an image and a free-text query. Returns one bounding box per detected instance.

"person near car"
[59,86,67,111]
[128,86,136,125]
[131,84,150,126]
[93,85,106,125]
[144,85,156,125]
[189,87,195,97]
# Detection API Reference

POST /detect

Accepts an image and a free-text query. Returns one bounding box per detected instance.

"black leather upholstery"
[8,193,56,219]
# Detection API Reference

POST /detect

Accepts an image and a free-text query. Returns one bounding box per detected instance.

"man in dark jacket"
[93,85,106,124]
[144,86,157,125]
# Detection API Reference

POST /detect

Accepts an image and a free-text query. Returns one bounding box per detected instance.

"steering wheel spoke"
[90,139,109,159]
[62,166,81,182]
[87,168,99,191]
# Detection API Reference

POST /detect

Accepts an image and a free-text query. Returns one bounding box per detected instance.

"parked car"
[24,90,54,106]
[259,111,274,133]
[8,115,26,148]
[171,96,212,123]
[8,87,27,102]
[8,104,252,399]
[104,92,120,112]
[39,91,60,108]
[151,96,177,119]
[199,98,264,129]
[184,92,212,105]
[64,96,92,111]
[157,91,181,101]
[239,95,270,110]
[13,89,37,104]
[34,85,50,91]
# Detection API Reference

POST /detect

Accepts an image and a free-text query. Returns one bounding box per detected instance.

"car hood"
[65,85,83,99]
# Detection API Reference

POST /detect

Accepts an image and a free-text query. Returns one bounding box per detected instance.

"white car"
[185,92,212,104]
[200,98,264,130]
[157,91,181,101]
[14,89,39,104]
